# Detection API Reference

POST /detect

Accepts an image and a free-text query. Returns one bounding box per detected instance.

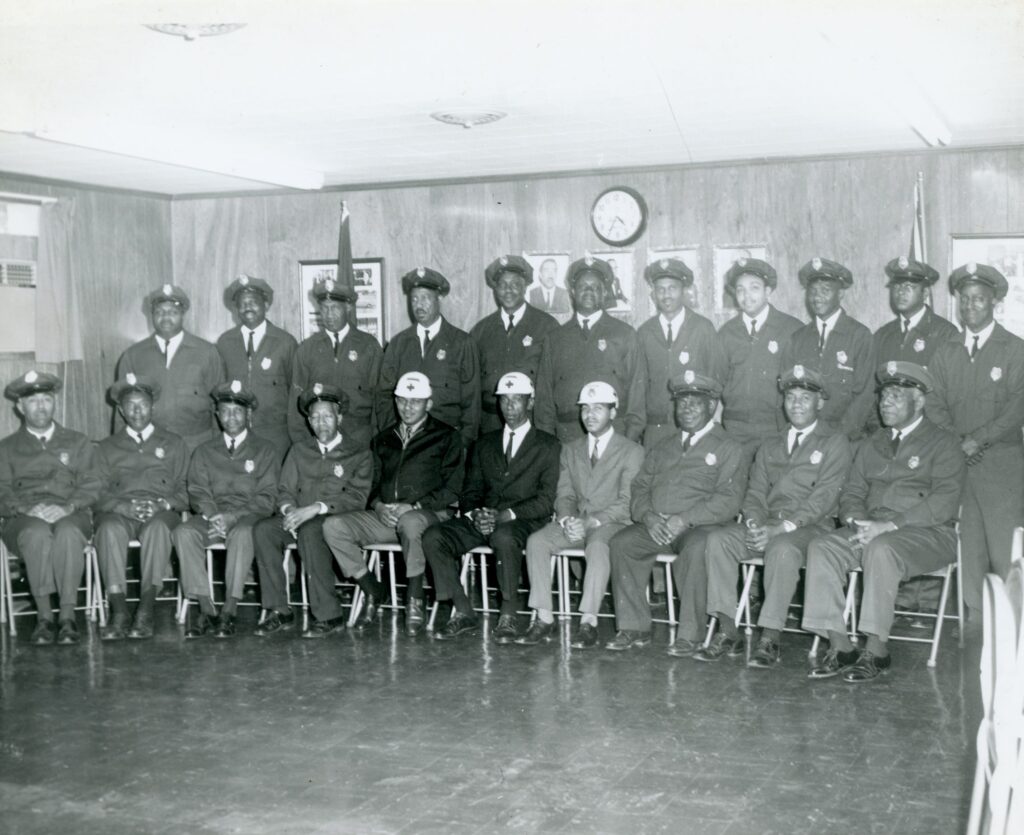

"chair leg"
[844,572,859,641]
[300,568,309,632]
[206,551,215,603]
[734,564,756,637]
[809,635,820,658]
[663,561,677,626]
[0,543,7,628]
[703,614,717,647]
[956,553,965,649]
[928,568,953,668]
[85,546,93,622]
[479,553,492,614]
[388,551,398,609]
[2,547,17,636]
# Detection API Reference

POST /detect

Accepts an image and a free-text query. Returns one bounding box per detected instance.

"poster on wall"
[591,249,634,320]
[522,251,573,320]
[298,258,385,343]
[713,243,769,317]
[949,234,1024,338]
[647,245,702,317]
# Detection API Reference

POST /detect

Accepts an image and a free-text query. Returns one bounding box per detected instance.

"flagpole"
[916,171,927,262]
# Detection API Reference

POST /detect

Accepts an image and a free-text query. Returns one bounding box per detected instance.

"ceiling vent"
[430,110,507,130]
[144,24,247,41]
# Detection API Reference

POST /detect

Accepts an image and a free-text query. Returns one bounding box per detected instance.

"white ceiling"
[1,0,1022,195]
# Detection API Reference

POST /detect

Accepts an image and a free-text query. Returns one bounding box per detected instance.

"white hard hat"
[495,371,534,396]
[395,372,432,398]
[577,381,619,406]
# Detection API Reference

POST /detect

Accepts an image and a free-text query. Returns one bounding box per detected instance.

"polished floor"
[0,601,980,835]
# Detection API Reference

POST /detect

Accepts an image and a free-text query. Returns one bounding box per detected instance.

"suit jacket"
[277,436,372,515]
[216,321,298,453]
[742,422,851,528]
[630,423,745,528]
[96,425,189,513]
[840,418,964,528]
[872,306,959,365]
[554,431,645,526]
[186,432,280,518]
[369,416,464,512]
[117,331,227,450]
[460,425,560,521]
[529,285,572,315]
[0,424,103,517]
[377,318,480,445]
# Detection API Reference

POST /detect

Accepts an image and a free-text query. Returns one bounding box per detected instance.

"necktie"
[319,443,327,457]
[159,339,169,368]
[545,291,553,309]
[817,324,827,354]
[422,331,432,358]
[789,431,803,455]
[505,315,514,334]
[581,318,590,336]
[665,323,673,346]
[682,434,692,452]
[132,432,142,446]
[970,335,979,359]
[590,440,599,468]
[901,318,909,337]
[748,320,757,340]
[228,437,236,455]
[246,331,255,361]
[504,431,515,466]
[890,430,901,457]
[39,434,47,449]
[332,333,341,361]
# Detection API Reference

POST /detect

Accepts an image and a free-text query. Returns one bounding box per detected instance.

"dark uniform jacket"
[377,318,480,445]
[470,304,558,434]
[839,419,964,528]
[216,321,298,456]
[186,433,280,518]
[95,426,189,513]
[277,436,372,515]
[534,313,645,441]
[117,332,226,450]
[290,328,383,448]
[460,426,560,522]
[369,416,464,512]
[0,424,103,517]
[780,310,875,440]
[872,307,959,365]
[742,423,851,528]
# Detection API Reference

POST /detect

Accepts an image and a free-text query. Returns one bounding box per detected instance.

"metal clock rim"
[591,185,649,248]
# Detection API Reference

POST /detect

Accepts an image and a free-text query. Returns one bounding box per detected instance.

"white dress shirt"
[681,419,715,449]
[659,308,687,342]
[127,424,156,444]
[964,319,996,352]
[155,331,184,365]
[576,310,604,330]
[241,320,268,352]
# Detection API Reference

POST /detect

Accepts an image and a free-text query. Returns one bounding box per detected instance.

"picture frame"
[647,244,702,316]
[591,249,635,319]
[949,234,1024,338]
[713,243,770,317]
[298,258,385,342]
[522,251,573,320]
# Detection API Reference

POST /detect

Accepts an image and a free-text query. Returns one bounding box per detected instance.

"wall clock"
[591,186,648,247]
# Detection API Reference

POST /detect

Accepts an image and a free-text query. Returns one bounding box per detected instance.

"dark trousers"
[94,510,180,592]
[253,516,339,621]
[2,511,93,604]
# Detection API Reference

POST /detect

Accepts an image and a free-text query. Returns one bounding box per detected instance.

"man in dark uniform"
[697,366,851,666]
[637,258,724,449]
[216,275,298,461]
[116,284,226,451]
[423,372,560,643]
[0,371,103,645]
[605,372,746,652]
[528,258,572,314]
[323,372,464,636]
[804,362,964,682]
[534,254,645,443]
[290,277,382,451]
[172,380,280,639]
[780,258,875,441]
[253,384,372,638]
[94,374,189,640]
[926,263,1024,622]
[470,255,558,435]
[377,267,480,445]
[717,257,803,453]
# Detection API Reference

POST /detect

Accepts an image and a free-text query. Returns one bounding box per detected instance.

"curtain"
[35,198,84,364]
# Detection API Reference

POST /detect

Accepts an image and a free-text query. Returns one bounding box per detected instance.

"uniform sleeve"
[0,442,18,517]
[969,342,1024,448]
[249,447,282,517]
[69,439,104,510]
[789,435,852,528]
[93,444,119,513]
[277,449,300,510]
[629,450,657,522]
[367,438,384,507]
[365,340,385,442]
[700,321,727,384]
[167,439,190,512]
[893,436,965,528]
[740,446,771,526]
[417,431,464,512]
[591,445,644,527]
[187,449,218,518]
[837,444,871,524]
[841,328,876,441]
[457,337,481,445]
[459,440,486,512]
[533,333,557,435]
[553,445,579,520]
[622,333,646,443]
[328,450,372,514]
[288,345,311,444]
[508,439,560,521]
[682,441,745,528]
[924,346,956,434]
[376,342,400,433]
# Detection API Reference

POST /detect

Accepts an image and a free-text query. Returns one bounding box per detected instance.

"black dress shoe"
[214,613,237,638]
[57,619,80,645]
[127,611,155,640]
[101,611,131,641]
[747,637,782,669]
[32,619,57,645]
[185,612,215,639]
[692,632,745,662]
[604,630,651,651]
[255,610,295,636]
[435,612,479,640]
[570,622,599,649]
[666,636,701,658]
[405,598,425,637]
[842,650,891,683]
[807,647,860,679]
[301,615,346,639]
[353,593,381,630]
[491,614,520,645]
[514,618,555,645]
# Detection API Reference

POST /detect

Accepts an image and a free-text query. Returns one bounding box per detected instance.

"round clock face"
[591,187,647,247]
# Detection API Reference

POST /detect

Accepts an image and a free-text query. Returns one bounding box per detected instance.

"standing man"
[780,258,875,441]
[637,258,724,449]
[216,275,298,461]
[528,258,572,315]
[519,382,644,649]
[0,371,103,645]
[717,257,803,453]
[534,254,645,443]
[291,277,382,450]
[698,366,851,666]
[94,374,189,640]
[117,284,226,452]
[172,381,280,639]
[253,384,372,639]
[873,257,958,365]
[423,372,560,643]
[605,372,746,652]
[927,263,1024,622]
[322,372,464,637]
[471,255,559,435]
[377,267,480,445]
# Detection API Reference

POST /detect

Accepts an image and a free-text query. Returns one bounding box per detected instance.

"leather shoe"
[302,615,346,638]
[491,614,520,645]
[747,637,782,669]
[101,611,131,641]
[255,610,295,636]
[214,613,237,638]
[185,611,215,639]
[666,636,701,658]
[353,592,381,630]
[569,622,599,649]
[405,598,426,637]
[56,619,80,645]
[807,647,860,679]
[514,618,555,645]
[842,650,891,683]
[604,630,651,651]
[31,619,57,645]
[435,612,479,640]
[692,632,745,662]
[127,611,155,640]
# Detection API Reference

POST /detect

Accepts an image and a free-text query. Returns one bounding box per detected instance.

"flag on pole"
[337,200,354,291]
[909,172,926,262]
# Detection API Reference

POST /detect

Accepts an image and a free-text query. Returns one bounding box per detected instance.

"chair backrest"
[1012,527,1024,563]
[981,574,1015,724]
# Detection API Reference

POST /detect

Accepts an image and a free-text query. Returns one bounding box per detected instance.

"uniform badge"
[704,453,717,466]
[333,464,344,478]
[810,450,822,465]
[522,335,533,347]
[261,357,272,370]
[238,275,249,286]
[58,451,70,466]
[154,447,165,459]
[768,340,778,354]
[126,372,137,384]
[162,283,173,295]
[678,351,690,365]
[793,365,805,379]
[230,379,242,394]
[597,339,607,352]
[991,367,1003,381]
[313,383,323,395]
[913,339,925,353]
[436,349,447,361]
[348,350,358,362]
[25,370,38,383]
[244,459,255,473]
[886,361,898,376]
[684,370,695,384]
[908,456,920,470]
[836,351,848,365]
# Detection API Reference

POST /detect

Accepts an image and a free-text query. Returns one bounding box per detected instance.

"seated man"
[0,371,102,645]
[172,381,280,639]
[423,372,560,643]
[803,361,965,682]
[518,381,644,649]
[697,366,851,665]
[254,384,372,638]
[606,371,745,652]
[95,374,190,640]
[322,372,464,637]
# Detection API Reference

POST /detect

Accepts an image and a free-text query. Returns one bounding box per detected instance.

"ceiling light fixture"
[430,110,507,130]
[144,23,247,41]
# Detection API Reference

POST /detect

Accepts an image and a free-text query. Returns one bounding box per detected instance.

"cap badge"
[499,256,508,267]
[162,283,173,295]
[522,335,533,347]
[261,357,272,370]
[887,361,898,376]
[908,456,920,470]
[417,267,426,278]
[24,370,38,383]
[810,450,823,465]
[239,275,249,286]
[596,339,607,352]
[967,262,977,275]
[737,257,748,267]
[59,451,70,466]
[991,367,1003,382]
[230,380,242,394]
[334,464,345,478]
[244,459,255,473]
[324,279,335,292]
[678,351,690,365]
[659,259,669,270]
[793,365,805,380]
[684,370,696,384]
[913,339,925,353]
[313,383,323,395]
[436,349,447,360]
[768,340,778,354]
[154,447,165,459]
[126,373,137,385]
[704,452,717,466]
[811,258,822,271]
[898,256,909,269]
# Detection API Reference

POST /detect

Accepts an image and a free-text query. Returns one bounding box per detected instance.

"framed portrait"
[713,243,769,317]
[298,258,385,342]
[523,251,573,320]
[949,234,1024,338]
[648,244,702,316]
[591,249,635,319]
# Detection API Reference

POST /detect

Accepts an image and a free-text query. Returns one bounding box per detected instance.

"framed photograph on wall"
[298,258,385,342]
[648,244,702,317]
[713,243,769,317]
[949,234,1024,338]
[591,249,634,319]
[523,251,573,319]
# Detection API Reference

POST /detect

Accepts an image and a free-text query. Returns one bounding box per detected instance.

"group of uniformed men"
[2,249,1021,685]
